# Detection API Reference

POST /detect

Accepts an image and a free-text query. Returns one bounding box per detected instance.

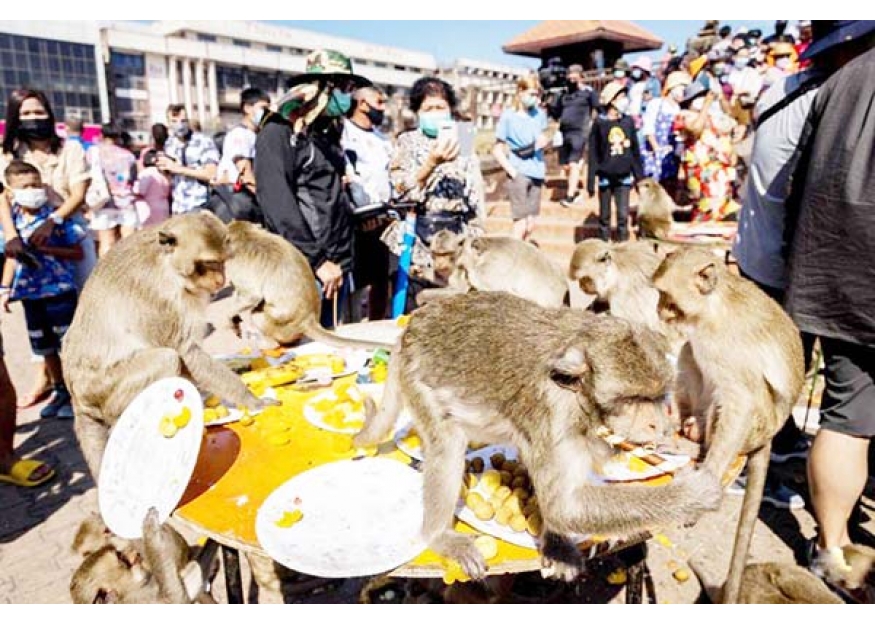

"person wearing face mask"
[386,76,485,311]
[493,76,550,242]
[0,88,96,410]
[207,88,270,225]
[641,71,691,202]
[0,160,84,423]
[550,64,598,208]
[628,56,661,121]
[255,49,370,328]
[675,82,740,222]
[764,41,799,88]
[341,86,393,321]
[587,84,643,242]
[728,48,764,112]
[158,104,219,215]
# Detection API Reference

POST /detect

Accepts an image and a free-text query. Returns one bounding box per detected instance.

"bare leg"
[808,429,869,550]
[512,218,528,240]
[0,357,18,468]
[44,353,64,387]
[722,442,769,604]
[97,228,119,257]
[566,161,582,200]
[18,361,51,408]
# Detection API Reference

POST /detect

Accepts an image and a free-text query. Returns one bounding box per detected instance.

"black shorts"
[818,337,875,438]
[352,225,390,289]
[21,290,78,356]
[559,129,587,165]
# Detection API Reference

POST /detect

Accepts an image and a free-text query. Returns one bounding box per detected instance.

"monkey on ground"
[354,291,722,581]
[224,220,393,350]
[635,177,675,240]
[416,231,570,309]
[70,509,215,604]
[652,247,805,603]
[63,213,274,481]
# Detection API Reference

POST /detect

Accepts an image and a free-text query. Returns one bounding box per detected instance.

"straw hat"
[600,82,628,107]
[662,71,692,96]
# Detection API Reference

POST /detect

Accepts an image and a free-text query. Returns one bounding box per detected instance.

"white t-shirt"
[733,71,821,289]
[216,125,256,184]
[341,119,393,206]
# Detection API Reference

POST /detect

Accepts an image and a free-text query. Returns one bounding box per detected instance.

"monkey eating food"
[417,232,570,309]
[354,291,722,581]
[224,220,393,351]
[652,247,805,603]
[63,213,273,480]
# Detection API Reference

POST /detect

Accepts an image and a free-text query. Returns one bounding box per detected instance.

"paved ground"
[0,262,871,604]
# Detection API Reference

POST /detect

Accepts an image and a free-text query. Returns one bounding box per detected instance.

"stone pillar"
[208,61,219,122]
[182,58,193,116]
[195,58,206,127]
[168,56,179,103]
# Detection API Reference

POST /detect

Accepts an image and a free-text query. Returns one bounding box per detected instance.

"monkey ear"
[695,262,718,294]
[158,230,178,251]
[550,345,589,389]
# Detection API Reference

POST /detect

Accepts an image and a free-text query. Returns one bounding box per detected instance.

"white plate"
[256,457,427,578]
[98,377,204,539]
[288,342,371,382]
[303,384,383,434]
[202,387,277,428]
[600,449,690,482]
[393,425,512,463]
[456,446,589,550]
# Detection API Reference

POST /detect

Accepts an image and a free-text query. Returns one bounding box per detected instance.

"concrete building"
[439,58,532,130]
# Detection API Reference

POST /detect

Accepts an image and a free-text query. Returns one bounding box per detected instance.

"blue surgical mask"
[734,57,750,69]
[631,69,643,80]
[324,89,352,118]
[250,107,265,128]
[521,94,539,109]
[613,70,626,79]
[418,111,451,138]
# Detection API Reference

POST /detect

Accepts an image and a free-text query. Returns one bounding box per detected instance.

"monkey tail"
[302,319,395,352]
[353,348,404,447]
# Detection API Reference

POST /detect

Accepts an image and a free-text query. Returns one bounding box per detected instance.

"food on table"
[241,362,305,388]
[402,432,421,450]
[673,568,690,583]
[172,406,192,428]
[267,432,292,446]
[607,568,628,585]
[159,415,179,438]
[473,535,498,560]
[293,353,346,375]
[203,405,230,424]
[262,347,286,359]
[250,357,270,370]
[275,509,304,528]
[306,381,373,432]
[204,395,222,408]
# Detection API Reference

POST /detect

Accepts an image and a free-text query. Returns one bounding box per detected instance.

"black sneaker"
[559,195,581,207]
[40,385,73,419]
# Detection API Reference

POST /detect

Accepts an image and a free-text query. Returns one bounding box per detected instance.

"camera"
[538,57,568,93]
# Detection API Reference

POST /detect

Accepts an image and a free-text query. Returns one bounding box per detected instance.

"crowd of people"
[0,20,873,600]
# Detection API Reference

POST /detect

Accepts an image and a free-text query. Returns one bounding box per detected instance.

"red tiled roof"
[503,21,663,57]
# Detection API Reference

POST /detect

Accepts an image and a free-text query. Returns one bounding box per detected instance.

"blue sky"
[279,21,778,68]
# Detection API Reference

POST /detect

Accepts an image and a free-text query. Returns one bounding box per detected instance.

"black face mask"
[365,107,385,128]
[18,118,55,141]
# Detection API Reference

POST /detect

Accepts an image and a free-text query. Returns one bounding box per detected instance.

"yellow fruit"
[404,434,421,449]
[628,455,650,473]
[396,314,411,327]
[526,512,542,536]
[512,487,528,504]
[607,569,627,585]
[262,347,286,359]
[172,406,192,428]
[239,415,255,427]
[159,416,178,438]
[509,514,527,533]
[522,501,539,518]
[464,474,478,489]
[465,492,485,509]
[204,395,221,408]
[495,506,513,526]
[654,534,673,548]
[250,358,270,370]
[371,366,388,383]
[473,502,495,521]
[480,470,501,494]
[474,535,499,561]
[673,568,690,583]
[312,398,336,412]
[275,509,304,528]
[203,408,218,424]
[503,494,523,516]
[492,485,512,505]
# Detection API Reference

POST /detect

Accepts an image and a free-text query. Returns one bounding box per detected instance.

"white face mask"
[670,86,686,102]
[12,188,48,209]
[775,57,792,70]
[612,97,630,114]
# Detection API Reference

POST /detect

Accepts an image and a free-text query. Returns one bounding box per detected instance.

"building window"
[216,65,244,90]
[0,32,100,123]
[197,33,217,43]
[375,61,387,69]
[267,45,282,53]
[232,39,251,48]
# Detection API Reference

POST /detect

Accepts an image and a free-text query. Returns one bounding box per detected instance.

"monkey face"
[569,241,615,299]
[71,546,151,604]
[432,252,456,279]
[635,177,660,199]
[158,214,230,297]
[653,248,722,328]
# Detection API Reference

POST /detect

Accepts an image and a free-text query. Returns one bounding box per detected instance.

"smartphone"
[436,120,457,147]
[456,121,475,158]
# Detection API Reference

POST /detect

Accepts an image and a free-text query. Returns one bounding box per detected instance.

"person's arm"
[684,93,715,140]
[587,123,599,196]
[33,242,83,261]
[492,111,517,179]
[642,99,661,153]
[0,193,22,258]
[628,118,645,181]
[254,123,325,270]
[0,260,14,312]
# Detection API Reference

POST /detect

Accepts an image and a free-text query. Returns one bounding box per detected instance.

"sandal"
[0,458,56,487]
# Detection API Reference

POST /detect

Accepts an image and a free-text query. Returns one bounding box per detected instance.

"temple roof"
[503,21,663,58]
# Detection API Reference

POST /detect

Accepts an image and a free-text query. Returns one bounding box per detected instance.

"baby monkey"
[355,291,721,580]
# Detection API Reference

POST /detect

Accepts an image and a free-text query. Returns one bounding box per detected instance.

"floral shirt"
[389,129,484,218]
[164,132,219,214]
[10,205,84,301]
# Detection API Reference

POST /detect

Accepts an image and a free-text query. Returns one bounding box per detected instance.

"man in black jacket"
[255,50,371,327]
[550,64,598,207]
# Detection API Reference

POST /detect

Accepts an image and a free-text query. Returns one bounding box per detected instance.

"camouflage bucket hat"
[279,49,372,119]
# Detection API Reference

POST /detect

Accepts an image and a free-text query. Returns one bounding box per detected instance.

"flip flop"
[0,458,56,487]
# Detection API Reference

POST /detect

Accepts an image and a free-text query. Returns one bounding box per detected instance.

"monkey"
[354,291,722,581]
[568,239,665,331]
[651,247,805,603]
[635,177,675,240]
[416,232,570,309]
[692,560,844,604]
[70,509,215,604]
[223,220,394,351]
[62,212,273,481]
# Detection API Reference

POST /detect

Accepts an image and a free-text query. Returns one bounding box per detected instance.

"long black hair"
[2,88,63,155]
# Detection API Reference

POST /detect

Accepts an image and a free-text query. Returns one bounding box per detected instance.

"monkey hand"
[540,531,586,582]
[671,467,723,527]
[432,532,487,581]
[245,393,281,411]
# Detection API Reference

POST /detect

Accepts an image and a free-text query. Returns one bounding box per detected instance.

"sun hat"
[285,49,371,89]
[600,82,628,107]
[680,81,708,106]
[663,71,692,96]
[631,56,653,73]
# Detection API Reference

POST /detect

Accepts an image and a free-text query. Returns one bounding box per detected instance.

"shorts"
[559,129,587,165]
[507,175,543,220]
[89,206,141,231]
[352,224,390,289]
[818,337,875,438]
[21,290,78,356]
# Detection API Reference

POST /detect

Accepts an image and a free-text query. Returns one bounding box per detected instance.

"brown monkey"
[568,239,665,331]
[652,247,805,603]
[224,220,393,350]
[417,233,570,308]
[63,212,271,480]
[354,291,722,580]
[70,509,213,604]
[635,178,675,240]
[693,560,844,604]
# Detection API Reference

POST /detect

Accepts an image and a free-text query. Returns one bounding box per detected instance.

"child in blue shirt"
[0,161,84,419]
